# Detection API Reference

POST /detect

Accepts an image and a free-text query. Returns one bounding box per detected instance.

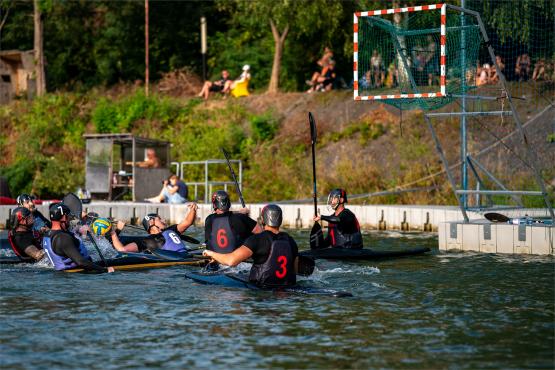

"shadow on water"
[0,227,553,369]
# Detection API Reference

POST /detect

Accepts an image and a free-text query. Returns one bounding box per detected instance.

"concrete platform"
[439,220,554,255]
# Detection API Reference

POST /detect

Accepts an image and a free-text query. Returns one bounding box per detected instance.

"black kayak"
[185,270,353,297]
[300,247,431,260]
[0,251,206,272]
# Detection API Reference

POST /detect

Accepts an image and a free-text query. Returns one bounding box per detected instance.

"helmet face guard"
[142,213,163,232]
[327,189,347,211]
[212,190,231,211]
[261,204,282,227]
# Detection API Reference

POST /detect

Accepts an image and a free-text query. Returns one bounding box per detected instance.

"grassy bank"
[0,86,552,207]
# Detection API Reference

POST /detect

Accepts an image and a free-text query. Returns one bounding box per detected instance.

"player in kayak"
[110,203,198,253]
[16,193,51,234]
[313,188,363,249]
[205,190,261,253]
[203,204,298,288]
[8,207,45,261]
[42,203,113,273]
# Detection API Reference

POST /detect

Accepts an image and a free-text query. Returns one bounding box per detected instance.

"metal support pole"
[467,155,524,207]
[460,0,467,208]
[201,16,207,81]
[425,115,470,222]
[466,156,492,207]
[145,0,149,96]
[204,161,208,204]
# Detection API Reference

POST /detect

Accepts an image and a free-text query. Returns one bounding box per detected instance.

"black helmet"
[49,203,71,221]
[327,188,347,210]
[142,213,159,231]
[84,212,100,225]
[212,190,231,211]
[10,207,32,230]
[16,193,34,206]
[261,204,282,227]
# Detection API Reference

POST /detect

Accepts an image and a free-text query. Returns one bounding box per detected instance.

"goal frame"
[353,3,447,101]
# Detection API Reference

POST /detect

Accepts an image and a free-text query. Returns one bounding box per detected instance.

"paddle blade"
[296,255,315,276]
[484,212,510,223]
[63,193,83,219]
[309,112,317,143]
[309,222,325,250]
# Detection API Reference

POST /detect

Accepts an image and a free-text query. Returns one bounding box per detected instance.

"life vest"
[160,229,187,253]
[42,232,90,271]
[7,230,36,261]
[208,216,239,254]
[329,214,363,249]
[249,233,296,287]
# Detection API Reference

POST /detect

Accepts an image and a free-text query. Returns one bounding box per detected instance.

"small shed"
[83,134,170,201]
[0,50,35,104]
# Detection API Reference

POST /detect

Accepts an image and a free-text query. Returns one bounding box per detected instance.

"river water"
[0,227,553,369]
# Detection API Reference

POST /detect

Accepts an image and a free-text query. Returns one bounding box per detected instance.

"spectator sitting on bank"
[197,70,230,100]
[489,55,504,83]
[476,62,491,86]
[532,59,547,81]
[146,175,188,204]
[515,53,531,81]
[385,62,398,88]
[223,65,251,95]
[370,49,385,87]
[307,60,337,93]
[135,148,160,168]
[306,47,334,87]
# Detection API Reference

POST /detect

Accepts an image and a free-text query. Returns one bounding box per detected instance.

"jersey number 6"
[217,229,228,248]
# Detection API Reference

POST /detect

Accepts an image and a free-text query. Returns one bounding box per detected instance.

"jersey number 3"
[217,229,228,248]
[275,255,287,278]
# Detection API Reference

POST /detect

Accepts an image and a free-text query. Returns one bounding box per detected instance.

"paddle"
[484,212,511,223]
[308,112,325,250]
[221,148,246,208]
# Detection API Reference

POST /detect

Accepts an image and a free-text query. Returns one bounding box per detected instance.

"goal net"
[354,3,482,110]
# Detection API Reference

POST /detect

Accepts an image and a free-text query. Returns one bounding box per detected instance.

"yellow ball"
[91,218,112,236]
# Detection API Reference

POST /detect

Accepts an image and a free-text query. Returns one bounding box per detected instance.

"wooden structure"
[0,50,35,104]
[84,134,170,201]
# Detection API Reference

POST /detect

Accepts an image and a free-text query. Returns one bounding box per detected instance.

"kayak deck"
[185,270,353,297]
[300,247,431,260]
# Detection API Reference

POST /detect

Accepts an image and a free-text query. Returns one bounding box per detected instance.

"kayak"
[300,247,431,260]
[185,270,353,297]
[0,251,206,271]
[66,252,206,273]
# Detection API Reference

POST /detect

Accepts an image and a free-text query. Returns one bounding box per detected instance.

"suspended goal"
[354,3,482,110]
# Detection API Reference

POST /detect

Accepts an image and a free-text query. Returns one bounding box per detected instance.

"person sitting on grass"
[197,70,230,100]
[146,175,188,204]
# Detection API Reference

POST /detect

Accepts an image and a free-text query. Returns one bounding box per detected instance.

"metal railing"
[171,159,242,203]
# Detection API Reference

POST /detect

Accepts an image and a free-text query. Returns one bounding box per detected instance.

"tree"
[219,0,344,93]
[33,0,46,95]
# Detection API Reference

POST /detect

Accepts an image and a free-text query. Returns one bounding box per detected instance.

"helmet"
[10,207,32,230]
[142,213,159,231]
[91,218,112,236]
[211,190,231,211]
[261,204,282,227]
[84,212,100,225]
[327,188,347,210]
[49,203,71,221]
[16,194,34,206]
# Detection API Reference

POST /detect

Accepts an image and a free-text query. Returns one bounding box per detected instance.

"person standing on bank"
[42,203,114,273]
[203,204,298,288]
[313,189,363,249]
[205,190,260,254]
